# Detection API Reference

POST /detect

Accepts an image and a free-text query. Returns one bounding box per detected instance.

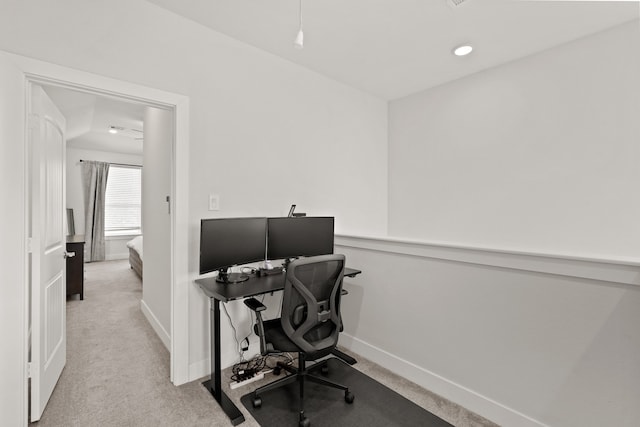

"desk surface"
[196,267,361,302]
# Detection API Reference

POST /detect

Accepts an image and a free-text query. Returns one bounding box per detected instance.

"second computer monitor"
[267,216,334,260]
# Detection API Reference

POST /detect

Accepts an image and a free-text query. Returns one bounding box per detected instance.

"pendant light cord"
[293,0,304,49]
[298,0,303,30]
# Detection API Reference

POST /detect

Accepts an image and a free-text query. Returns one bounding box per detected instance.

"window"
[105,165,142,236]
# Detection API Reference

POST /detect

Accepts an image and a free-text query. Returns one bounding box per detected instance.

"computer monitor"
[267,216,334,261]
[199,217,267,283]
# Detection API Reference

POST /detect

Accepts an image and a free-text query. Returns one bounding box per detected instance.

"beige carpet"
[31,259,496,427]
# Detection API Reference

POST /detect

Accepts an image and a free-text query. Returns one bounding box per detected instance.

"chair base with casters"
[251,354,355,427]
[244,254,354,427]
[251,353,354,427]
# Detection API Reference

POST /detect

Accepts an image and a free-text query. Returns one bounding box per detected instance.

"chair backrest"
[281,254,345,356]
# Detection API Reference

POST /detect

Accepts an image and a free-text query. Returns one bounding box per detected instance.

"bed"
[126,236,143,279]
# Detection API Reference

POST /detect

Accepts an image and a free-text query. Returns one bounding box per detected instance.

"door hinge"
[27,362,32,378]
[166,195,171,214]
[27,238,33,253]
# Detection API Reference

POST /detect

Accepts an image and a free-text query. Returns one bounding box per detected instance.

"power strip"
[230,372,264,390]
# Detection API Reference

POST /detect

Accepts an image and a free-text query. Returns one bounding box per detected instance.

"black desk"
[195,267,362,426]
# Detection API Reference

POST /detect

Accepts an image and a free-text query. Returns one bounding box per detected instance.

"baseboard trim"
[140,299,170,350]
[339,334,548,427]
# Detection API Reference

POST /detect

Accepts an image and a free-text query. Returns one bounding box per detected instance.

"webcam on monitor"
[287,204,306,217]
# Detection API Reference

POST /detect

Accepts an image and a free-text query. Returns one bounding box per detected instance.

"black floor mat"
[240,358,453,427]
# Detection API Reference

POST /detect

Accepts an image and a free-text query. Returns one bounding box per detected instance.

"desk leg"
[202,297,245,426]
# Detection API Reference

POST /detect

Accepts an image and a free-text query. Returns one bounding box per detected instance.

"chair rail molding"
[335,234,640,288]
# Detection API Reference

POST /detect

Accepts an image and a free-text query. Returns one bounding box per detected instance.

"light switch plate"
[208,194,220,211]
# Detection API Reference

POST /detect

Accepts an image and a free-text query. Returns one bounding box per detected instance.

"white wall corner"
[140,299,171,350]
[189,358,211,383]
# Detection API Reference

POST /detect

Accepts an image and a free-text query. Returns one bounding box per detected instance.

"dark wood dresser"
[66,234,85,300]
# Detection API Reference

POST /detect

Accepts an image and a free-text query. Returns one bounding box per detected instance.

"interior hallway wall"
[0,0,389,374]
[142,106,172,346]
[0,52,27,427]
[336,236,640,427]
[388,20,640,260]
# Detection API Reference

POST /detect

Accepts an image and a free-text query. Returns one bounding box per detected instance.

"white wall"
[373,21,640,426]
[388,21,640,260]
[66,147,143,260]
[141,106,172,348]
[0,0,389,379]
[336,235,640,427]
[0,52,27,427]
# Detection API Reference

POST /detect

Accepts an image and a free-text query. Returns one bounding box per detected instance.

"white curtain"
[81,161,110,262]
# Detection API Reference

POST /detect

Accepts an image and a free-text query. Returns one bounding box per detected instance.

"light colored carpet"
[31,259,497,427]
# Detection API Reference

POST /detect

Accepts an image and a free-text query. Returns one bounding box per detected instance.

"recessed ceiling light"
[109,126,123,134]
[453,45,473,56]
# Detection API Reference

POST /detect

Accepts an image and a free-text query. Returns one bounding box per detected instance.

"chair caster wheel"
[321,365,329,375]
[345,391,355,404]
[299,416,310,427]
[273,366,281,375]
[252,396,262,408]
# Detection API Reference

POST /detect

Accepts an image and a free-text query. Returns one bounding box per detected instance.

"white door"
[30,84,67,421]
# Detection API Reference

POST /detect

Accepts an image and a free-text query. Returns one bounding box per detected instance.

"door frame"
[13,52,191,420]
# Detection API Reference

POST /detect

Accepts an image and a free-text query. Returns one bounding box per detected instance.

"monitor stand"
[216,269,249,284]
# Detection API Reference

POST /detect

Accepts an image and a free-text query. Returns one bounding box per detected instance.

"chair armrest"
[244,298,268,355]
[244,297,266,312]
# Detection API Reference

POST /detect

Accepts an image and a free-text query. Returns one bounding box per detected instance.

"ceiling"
[40,1,638,154]
[145,0,639,100]
[43,86,145,155]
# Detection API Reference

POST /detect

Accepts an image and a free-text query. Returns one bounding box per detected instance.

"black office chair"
[244,254,354,427]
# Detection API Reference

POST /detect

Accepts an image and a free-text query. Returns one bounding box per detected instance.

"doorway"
[29,81,169,421]
[22,65,190,423]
